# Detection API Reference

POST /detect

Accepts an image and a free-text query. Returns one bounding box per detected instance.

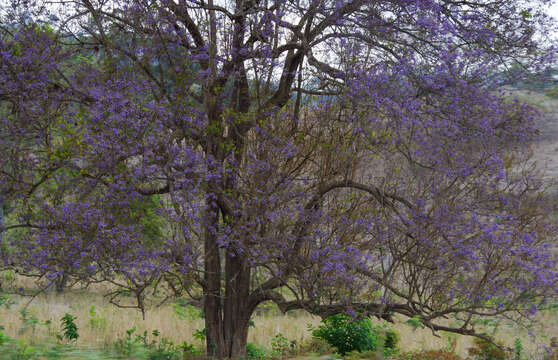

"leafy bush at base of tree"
[311,314,399,356]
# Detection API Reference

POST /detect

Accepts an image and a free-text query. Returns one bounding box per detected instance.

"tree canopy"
[1,0,558,357]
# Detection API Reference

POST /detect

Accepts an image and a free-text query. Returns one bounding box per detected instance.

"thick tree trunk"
[204,247,253,358]
[204,198,225,357]
[223,252,251,358]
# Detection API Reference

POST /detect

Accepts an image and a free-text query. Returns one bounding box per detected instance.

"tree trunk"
[204,197,225,357]
[223,252,251,358]
[204,247,253,358]
[55,273,68,294]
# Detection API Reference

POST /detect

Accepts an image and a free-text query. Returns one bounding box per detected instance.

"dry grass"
[1,276,557,359]
[0,282,322,351]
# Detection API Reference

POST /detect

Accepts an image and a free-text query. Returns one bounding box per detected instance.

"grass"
[1,276,557,359]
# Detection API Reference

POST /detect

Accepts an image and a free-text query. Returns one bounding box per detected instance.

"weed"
[271,332,297,357]
[18,308,39,336]
[88,305,107,330]
[59,313,79,343]
[246,342,271,359]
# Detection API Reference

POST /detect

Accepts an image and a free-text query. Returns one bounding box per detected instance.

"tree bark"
[203,198,225,357]
[223,252,251,358]
[203,247,253,358]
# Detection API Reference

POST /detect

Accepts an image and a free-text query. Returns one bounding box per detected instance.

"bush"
[311,314,398,356]
[467,338,509,360]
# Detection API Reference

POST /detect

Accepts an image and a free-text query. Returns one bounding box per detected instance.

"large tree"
[1,0,558,357]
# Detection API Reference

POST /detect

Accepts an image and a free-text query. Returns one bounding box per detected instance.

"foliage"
[87,305,107,330]
[192,328,206,343]
[173,299,204,321]
[113,326,202,359]
[59,313,79,343]
[0,294,13,310]
[18,308,39,336]
[406,316,425,330]
[311,314,398,356]
[467,338,509,360]
[245,343,271,360]
[513,338,523,360]
[271,333,297,357]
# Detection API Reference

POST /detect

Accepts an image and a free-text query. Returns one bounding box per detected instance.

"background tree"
[1,0,558,358]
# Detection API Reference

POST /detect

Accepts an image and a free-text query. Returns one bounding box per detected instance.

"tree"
[1,0,557,358]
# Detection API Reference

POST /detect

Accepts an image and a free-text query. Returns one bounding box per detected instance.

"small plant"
[178,340,203,358]
[173,298,204,320]
[87,305,107,330]
[514,338,523,360]
[246,342,271,359]
[59,313,79,342]
[18,308,39,335]
[193,327,207,342]
[112,326,197,359]
[271,333,296,357]
[113,326,140,356]
[0,295,14,309]
[405,315,425,330]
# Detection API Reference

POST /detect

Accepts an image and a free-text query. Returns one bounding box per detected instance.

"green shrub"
[311,314,398,356]
[59,313,79,342]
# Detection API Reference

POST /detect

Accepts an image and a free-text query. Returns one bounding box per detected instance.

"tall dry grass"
[0,275,557,358]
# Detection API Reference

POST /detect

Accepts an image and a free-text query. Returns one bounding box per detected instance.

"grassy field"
[1,276,557,360]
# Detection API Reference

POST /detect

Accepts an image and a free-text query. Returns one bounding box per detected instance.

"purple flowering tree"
[1,0,558,357]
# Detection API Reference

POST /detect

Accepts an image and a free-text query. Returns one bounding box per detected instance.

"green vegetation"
[311,314,399,357]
